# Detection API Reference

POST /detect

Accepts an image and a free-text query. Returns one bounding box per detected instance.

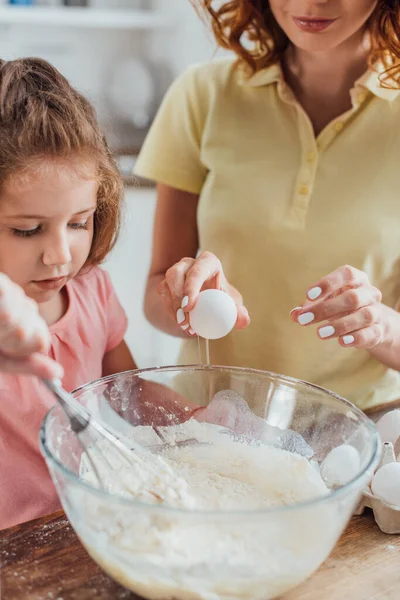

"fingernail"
[319,325,335,339]
[342,335,355,345]
[189,328,196,335]
[290,306,303,315]
[298,312,315,325]
[307,286,322,301]
[55,366,64,379]
[181,323,189,331]
[181,296,189,309]
[176,308,185,324]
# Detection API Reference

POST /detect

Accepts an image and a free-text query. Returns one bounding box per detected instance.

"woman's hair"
[0,57,123,266]
[192,1,400,87]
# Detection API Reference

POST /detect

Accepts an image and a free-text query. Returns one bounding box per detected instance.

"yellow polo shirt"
[135,58,400,410]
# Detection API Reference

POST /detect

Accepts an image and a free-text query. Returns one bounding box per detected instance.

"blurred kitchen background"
[0,0,228,367]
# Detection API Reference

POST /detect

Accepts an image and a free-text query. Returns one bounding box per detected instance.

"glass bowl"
[40,365,380,600]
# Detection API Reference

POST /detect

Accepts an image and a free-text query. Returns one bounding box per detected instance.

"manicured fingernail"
[243,306,250,320]
[176,308,185,324]
[307,286,322,300]
[181,296,189,309]
[342,335,355,345]
[181,323,189,331]
[298,312,315,325]
[290,306,302,315]
[189,328,195,335]
[319,325,335,339]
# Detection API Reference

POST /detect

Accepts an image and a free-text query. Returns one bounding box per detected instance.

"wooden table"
[1,508,400,600]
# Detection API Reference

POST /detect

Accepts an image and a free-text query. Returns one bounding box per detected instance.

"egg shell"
[376,410,400,445]
[320,444,361,487]
[189,290,237,340]
[371,462,400,507]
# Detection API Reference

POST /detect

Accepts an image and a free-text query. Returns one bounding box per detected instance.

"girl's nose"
[42,231,72,266]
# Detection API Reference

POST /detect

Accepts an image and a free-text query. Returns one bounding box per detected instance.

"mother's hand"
[157,251,250,336]
[291,265,389,349]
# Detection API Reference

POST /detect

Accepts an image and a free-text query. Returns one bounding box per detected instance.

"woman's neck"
[282,32,370,135]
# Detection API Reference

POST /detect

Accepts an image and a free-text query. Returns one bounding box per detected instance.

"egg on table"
[376,410,400,445]
[371,462,400,507]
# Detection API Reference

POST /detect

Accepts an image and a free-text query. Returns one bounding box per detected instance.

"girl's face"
[0,159,98,305]
[269,0,378,52]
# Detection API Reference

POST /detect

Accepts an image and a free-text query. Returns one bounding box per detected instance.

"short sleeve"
[102,272,128,352]
[134,65,209,194]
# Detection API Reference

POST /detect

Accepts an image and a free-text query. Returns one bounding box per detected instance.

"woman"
[135,1,400,411]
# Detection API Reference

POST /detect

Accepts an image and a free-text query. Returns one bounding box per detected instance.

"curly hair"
[0,57,123,267]
[192,1,400,87]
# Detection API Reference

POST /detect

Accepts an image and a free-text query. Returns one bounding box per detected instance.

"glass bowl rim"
[40,364,380,517]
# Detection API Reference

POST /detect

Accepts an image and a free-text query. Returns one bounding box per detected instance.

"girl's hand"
[157,251,250,336]
[291,265,389,349]
[0,274,63,378]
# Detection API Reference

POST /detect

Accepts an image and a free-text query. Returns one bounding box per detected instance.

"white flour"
[75,420,340,600]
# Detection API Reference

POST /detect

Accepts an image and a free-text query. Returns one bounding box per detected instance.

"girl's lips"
[292,17,337,33]
[33,276,67,291]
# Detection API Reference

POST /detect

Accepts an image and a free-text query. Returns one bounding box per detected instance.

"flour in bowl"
[71,420,342,600]
[81,419,327,509]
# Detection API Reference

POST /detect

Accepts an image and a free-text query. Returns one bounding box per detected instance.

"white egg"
[371,462,400,507]
[320,444,361,487]
[189,290,237,340]
[376,410,400,445]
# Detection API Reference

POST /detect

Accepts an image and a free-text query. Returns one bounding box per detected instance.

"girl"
[0,57,137,530]
[135,1,400,412]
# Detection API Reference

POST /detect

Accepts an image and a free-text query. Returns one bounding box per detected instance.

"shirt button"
[334,122,344,132]
[306,151,316,163]
[299,184,309,195]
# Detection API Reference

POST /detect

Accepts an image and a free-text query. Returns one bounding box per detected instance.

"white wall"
[104,187,184,369]
[103,1,222,368]
[151,0,222,74]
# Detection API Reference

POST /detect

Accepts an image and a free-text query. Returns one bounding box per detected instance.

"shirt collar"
[242,61,400,102]
[243,63,282,87]
[355,62,400,101]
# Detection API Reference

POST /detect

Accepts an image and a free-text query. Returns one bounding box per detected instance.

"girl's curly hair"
[192,1,400,87]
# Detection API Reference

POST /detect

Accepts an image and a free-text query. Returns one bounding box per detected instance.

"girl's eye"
[69,220,89,230]
[11,226,41,237]
[10,219,90,237]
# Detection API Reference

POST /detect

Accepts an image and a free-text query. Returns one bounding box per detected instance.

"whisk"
[42,378,187,503]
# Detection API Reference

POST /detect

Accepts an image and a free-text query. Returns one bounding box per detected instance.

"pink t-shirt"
[0,267,128,530]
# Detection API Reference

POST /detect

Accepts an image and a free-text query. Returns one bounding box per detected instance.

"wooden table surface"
[1,507,400,600]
